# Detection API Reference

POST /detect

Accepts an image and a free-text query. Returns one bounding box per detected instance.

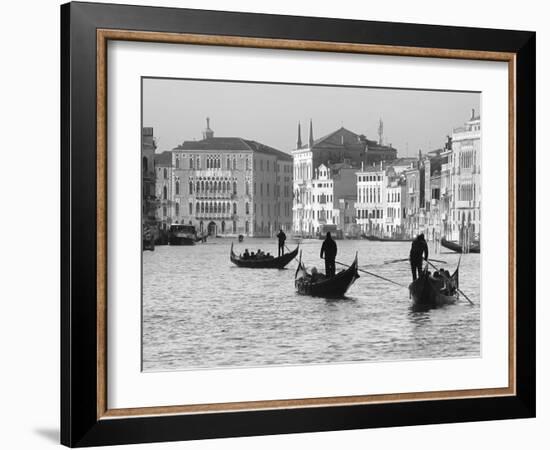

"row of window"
[358,186,381,204]
[457,183,476,201]
[357,209,384,219]
[458,150,475,169]
[358,174,383,182]
[387,192,401,203]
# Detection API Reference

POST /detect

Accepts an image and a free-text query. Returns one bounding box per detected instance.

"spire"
[202,117,214,140]
[378,118,384,145]
[308,119,314,147]
[297,121,302,148]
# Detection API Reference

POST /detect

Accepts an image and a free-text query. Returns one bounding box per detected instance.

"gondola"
[409,259,460,307]
[230,242,298,269]
[295,252,359,298]
[440,238,480,254]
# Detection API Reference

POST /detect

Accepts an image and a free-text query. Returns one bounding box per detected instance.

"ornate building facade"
[448,110,481,244]
[169,119,293,237]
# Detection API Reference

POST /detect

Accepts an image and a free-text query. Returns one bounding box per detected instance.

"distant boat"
[168,224,196,246]
[363,234,410,242]
[295,253,359,298]
[230,243,299,269]
[238,234,244,242]
[440,238,480,254]
[409,260,460,308]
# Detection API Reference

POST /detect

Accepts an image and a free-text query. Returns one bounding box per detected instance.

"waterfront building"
[170,118,293,237]
[403,156,423,238]
[299,163,357,236]
[448,110,481,244]
[385,175,407,237]
[292,122,394,235]
[355,164,388,236]
[142,127,157,227]
[154,151,173,231]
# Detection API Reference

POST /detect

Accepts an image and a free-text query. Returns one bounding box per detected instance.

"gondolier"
[409,233,428,281]
[276,229,287,257]
[320,232,337,277]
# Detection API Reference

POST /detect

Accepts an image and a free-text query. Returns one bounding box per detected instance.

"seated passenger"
[243,249,250,259]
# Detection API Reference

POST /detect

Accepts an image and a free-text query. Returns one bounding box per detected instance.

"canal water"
[142,238,480,371]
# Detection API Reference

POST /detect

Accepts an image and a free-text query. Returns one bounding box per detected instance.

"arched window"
[246,202,249,214]
[163,168,167,180]
[196,202,199,214]
[189,158,193,169]
[233,203,237,215]
[142,157,148,172]
[221,221,225,233]
[227,156,231,169]
[200,202,204,213]
[233,181,237,195]
[163,186,167,200]
[200,180,204,192]
[175,202,179,216]
[175,181,180,195]
[175,157,179,169]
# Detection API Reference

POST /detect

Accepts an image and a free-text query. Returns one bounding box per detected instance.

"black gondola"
[440,238,480,254]
[230,242,298,269]
[409,259,460,307]
[295,252,359,298]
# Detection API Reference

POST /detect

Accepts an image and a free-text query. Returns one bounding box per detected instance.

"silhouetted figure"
[409,233,429,281]
[243,249,250,260]
[320,232,338,277]
[277,229,287,257]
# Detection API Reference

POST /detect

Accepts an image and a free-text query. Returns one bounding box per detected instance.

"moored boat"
[363,234,411,242]
[295,253,359,298]
[230,243,298,269]
[440,238,480,254]
[168,224,197,245]
[409,260,460,307]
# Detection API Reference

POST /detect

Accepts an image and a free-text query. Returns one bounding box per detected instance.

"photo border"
[61,2,534,446]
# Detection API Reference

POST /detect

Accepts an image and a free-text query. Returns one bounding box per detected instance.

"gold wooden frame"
[96,29,516,420]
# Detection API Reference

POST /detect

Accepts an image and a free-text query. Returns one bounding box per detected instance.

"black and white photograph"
[141,78,481,371]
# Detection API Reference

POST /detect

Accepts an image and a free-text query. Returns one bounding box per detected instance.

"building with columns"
[169,118,293,237]
[448,110,481,244]
[355,164,389,236]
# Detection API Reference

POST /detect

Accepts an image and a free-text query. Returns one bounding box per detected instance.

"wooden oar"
[384,257,447,265]
[333,260,407,288]
[426,260,474,305]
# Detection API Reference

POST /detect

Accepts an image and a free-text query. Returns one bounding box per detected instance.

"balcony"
[194,192,236,200]
[195,213,237,221]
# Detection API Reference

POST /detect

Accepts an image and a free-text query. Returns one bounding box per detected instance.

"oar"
[384,257,447,265]
[426,260,474,305]
[333,260,407,288]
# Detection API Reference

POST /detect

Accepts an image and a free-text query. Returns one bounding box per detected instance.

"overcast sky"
[143,77,479,158]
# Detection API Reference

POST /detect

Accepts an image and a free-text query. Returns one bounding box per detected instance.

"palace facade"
[168,119,293,237]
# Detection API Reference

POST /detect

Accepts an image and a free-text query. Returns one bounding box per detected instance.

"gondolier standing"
[277,229,287,257]
[320,232,338,277]
[409,233,428,281]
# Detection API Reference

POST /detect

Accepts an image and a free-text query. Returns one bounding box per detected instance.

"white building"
[355,164,387,236]
[448,110,481,244]
[385,176,407,237]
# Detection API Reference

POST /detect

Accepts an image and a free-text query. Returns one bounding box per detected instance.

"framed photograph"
[61,1,535,447]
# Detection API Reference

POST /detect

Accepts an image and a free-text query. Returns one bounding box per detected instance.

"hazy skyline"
[143,78,480,158]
